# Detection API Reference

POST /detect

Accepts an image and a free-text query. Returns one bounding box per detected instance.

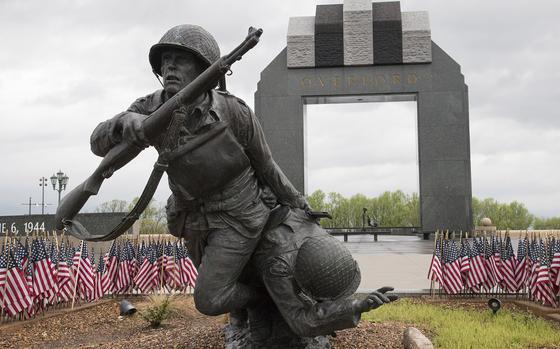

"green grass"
[363,299,560,349]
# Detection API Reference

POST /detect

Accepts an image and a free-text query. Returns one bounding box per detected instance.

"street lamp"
[50,170,69,204]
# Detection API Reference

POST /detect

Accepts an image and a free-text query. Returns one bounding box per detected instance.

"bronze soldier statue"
[60,24,397,348]
[89,24,308,316]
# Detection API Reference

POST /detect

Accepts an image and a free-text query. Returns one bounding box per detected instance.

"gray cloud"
[0,0,558,219]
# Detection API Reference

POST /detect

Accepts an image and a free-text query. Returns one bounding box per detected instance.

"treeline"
[95,192,560,232]
[471,197,533,230]
[95,198,167,234]
[307,190,560,230]
[306,190,419,228]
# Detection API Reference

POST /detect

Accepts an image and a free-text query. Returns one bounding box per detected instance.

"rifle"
[55,27,263,241]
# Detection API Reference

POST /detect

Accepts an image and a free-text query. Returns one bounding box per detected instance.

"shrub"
[140,295,174,328]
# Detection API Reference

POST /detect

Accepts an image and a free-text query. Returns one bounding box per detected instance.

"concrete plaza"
[335,235,434,293]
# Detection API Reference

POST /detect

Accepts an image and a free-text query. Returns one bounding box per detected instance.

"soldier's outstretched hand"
[357,286,398,313]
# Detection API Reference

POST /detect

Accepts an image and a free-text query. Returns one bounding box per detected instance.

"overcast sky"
[0,0,558,218]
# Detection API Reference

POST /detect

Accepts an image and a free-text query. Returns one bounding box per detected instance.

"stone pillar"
[343,0,373,65]
[287,17,315,68]
[402,11,432,63]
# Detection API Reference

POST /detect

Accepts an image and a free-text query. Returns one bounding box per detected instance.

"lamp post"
[50,170,69,205]
[39,177,48,214]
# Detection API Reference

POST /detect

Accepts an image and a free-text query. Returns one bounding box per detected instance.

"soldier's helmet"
[294,234,361,301]
[149,24,221,76]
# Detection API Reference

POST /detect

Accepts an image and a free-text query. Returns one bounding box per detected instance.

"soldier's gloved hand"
[356,287,398,313]
[118,111,149,149]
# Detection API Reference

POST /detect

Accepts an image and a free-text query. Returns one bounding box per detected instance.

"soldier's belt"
[176,173,259,214]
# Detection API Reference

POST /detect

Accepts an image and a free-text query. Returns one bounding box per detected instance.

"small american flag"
[116,243,132,294]
[4,250,32,317]
[459,238,472,286]
[514,237,528,291]
[56,243,74,303]
[25,258,36,317]
[105,241,119,293]
[467,238,486,290]
[528,239,539,297]
[134,244,158,293]
[0,249,7,306]
[126,241,138,280]
[164,242,181,289]
[75,241,95,301]
[482,237,497,291]
[31,239,57,298]
[46,245,60,305]
[534,240,556,306]
[442,239,463,294]
[93,253,107,301]
[427,236,442,284]
[14,241,28,271]
[499,236,517,292]
[178,243,197,288]
[549,239,560,288]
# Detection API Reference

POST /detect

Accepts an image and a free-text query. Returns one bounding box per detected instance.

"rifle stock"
[55,27,263,232]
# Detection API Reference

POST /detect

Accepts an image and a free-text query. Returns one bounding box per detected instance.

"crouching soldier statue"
[229,208,397,348]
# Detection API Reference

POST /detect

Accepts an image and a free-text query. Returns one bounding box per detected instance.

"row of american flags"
[428,231,560,307]
[0,235,198,321]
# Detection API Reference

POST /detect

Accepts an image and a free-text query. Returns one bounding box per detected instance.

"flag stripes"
[428,231,559,308]
[0,235,198,322]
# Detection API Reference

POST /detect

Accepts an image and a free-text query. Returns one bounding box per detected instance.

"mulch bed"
[0,295,412,348]
[9,295,558,348]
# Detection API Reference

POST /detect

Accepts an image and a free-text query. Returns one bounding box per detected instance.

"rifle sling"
[63,121,228,241]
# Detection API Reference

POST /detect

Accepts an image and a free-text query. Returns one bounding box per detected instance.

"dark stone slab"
[419,160,468,196]
[417,91,467,127]
[420,195,471,231]
[372,1,402,31]
[418,125,469,161]
[372,1,403,64]
[0,212,131,236]
[315,4,344,67]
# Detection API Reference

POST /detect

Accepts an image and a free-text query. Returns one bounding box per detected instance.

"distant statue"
[362,207,378,228]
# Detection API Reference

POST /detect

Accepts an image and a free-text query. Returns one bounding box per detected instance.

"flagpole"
[71,240,83,309]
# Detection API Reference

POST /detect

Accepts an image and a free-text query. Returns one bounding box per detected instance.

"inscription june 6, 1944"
[0,220,46,235]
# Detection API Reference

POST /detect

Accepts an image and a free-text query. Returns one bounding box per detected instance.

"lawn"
[363,299,560,349]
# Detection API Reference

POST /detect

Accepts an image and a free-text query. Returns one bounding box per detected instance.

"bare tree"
[95,199,129,213]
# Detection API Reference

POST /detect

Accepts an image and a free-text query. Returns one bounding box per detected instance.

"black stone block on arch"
[373,1,403,65]
[315,4,344,67]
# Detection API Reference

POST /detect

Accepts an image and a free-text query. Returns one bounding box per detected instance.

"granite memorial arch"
[254,1,473,233]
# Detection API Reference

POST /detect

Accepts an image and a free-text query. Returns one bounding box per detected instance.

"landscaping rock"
[403,327,433,349]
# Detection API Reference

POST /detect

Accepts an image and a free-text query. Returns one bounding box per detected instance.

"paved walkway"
[333,235,435,292]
